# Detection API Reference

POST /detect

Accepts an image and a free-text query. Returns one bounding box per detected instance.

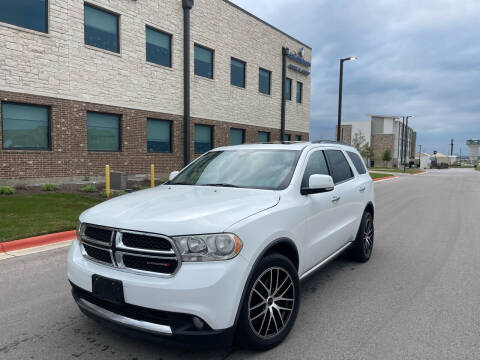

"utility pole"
[418,144,422,168]
[450,139,454,165]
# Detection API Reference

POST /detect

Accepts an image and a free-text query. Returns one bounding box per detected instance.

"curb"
[373,175,397,182]
[0,230,75,253]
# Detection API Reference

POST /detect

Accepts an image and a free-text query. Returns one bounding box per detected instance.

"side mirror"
[168,171,180,181]
[301,174,334,195]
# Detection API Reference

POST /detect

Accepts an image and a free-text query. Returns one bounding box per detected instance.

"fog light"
[192,316,205,329]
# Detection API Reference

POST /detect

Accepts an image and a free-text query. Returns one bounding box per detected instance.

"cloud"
[231,0,480,155]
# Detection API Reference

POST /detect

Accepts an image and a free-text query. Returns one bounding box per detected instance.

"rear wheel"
[236,254,300,350]
[349,211,374,262]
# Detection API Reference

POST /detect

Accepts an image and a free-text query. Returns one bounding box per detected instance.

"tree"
[382,149,392,167]
[351,130,372,165]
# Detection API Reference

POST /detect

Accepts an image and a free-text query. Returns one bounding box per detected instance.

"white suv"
[68,141,374,350]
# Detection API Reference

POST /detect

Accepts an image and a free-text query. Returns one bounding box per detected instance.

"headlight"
[172,233,243,262]
[76,222,84,240]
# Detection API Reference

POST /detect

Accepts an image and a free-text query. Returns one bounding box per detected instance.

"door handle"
[331,195,341,202]
[359,186,366,192]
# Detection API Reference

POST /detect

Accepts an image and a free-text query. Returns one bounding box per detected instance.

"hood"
[79,185,280,235]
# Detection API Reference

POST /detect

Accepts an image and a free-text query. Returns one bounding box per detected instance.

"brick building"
[0,0,311,182]
[336,115,417,168]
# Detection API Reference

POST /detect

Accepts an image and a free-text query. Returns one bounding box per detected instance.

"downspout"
[281,47,289,141]
[182,0,194,166]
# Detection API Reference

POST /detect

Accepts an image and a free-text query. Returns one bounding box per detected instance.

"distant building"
[415,152,431,169]
[336,115,416,167]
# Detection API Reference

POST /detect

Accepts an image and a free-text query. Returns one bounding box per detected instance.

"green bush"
[80,184,98,193]
[132,184,146,191]
[41,184,57,191]
[0,186,16,195]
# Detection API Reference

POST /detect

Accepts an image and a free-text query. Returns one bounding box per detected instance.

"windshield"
[170,150,300,190]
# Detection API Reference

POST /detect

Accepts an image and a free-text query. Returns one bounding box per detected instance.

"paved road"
[1,169,479,360]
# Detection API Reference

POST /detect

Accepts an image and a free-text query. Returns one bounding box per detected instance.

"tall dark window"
[230,128,245,145]
[147,119,171,153]
[302,151,330,188]
[347,151,367,174]
[87,112,120,151]
[283,134,291,141]
[296,81,303,103]
[259,68,271,95]
[84,4,119,53]
[0,0,48,33]
[325,150,354,184]
[295,135,302,141]
[146,26,171,67]
[194,44,214,79]
[231,58,246,88]
[194,124,213,153]
[257,131,270,143]
[285,78,292,100]
[2,102,50,150]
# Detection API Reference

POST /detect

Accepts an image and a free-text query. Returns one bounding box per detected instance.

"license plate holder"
[92,275,124,304]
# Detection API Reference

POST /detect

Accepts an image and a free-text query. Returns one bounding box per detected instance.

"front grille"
[83,243,112,264]
[80,224,180,276]
[122,232,171,251]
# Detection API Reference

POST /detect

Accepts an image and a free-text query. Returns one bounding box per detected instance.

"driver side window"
[301,151,330,188]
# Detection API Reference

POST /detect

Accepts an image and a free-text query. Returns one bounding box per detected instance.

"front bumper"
[68,238,250,332]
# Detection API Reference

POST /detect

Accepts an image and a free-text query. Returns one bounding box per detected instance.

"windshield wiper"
[199,183,243,188]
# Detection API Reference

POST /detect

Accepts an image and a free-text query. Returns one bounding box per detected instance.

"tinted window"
[325,150,353,184]
[257,131,270,143]
[146,26,171,67]
[295,135,302,141]
[87,112,120,151]
[147,119,171,153]
[259,68,271,95]
[285,78,292,100]
[230,128,244,145]
[194,124,212,153]
[2,102,49,149]
[296,81,303,103]
[283,134,291,141]
[0,0,48,33]
[302,151,330,188]
[194,45,213,79]
[347,151,367,174]
[231,58,245,88]
[84,4,119,53]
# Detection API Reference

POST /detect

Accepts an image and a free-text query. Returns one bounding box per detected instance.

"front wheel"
[236,254,300,350]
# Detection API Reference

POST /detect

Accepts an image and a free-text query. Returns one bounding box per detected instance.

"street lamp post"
[418,144,422,169]
[403,115,414,172]
[337,56,357,141]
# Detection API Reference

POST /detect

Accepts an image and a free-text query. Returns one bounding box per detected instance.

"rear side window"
[347,151,367,174]
[302,151,330,188]
[325,150,353,184]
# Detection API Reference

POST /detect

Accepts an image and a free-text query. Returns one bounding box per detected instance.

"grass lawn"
[372,167,424,174]
[0,193,103,242]
[369,172,395,180]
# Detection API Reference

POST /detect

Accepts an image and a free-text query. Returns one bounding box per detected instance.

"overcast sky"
[232,0,480,156]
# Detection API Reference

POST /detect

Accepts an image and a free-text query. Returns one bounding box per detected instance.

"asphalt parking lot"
[1,169,479,360]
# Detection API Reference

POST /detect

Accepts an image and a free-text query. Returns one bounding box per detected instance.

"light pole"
[403,115,414,171]
[337,56,357,141]
[418,144,422,168]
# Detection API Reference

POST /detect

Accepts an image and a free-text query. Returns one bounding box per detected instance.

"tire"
[349,211,374,262]
[236,253,300,351]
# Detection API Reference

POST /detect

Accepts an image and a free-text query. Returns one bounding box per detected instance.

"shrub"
[0,186,16,195]
[80,184,98,193]
[41,184,57,191]
[14,183,28,190]
[132,184,146,191]
[82,176,90,181]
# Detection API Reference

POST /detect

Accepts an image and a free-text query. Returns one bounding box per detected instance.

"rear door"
[346,150,372,231]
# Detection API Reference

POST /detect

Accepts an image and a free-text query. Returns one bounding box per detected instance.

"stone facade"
[371,134,395,167]
[0,0,311,180]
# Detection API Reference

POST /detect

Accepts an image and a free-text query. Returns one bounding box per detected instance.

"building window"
[146,26,171,67]
[285,78,292,100]
[283,134,291,141]
[87,112,120,152]
[257,131,270,143]
[147,119,171,153]
[84,3,119,53]
[230,128,245,145]
[194,124,213,153]
[231,58,246,88]
[259,68,271,95]
[295,135,302,141]
[1,102,50,150]
[296,81,303,103]
[0,0,48,33]
[194,44,213,79]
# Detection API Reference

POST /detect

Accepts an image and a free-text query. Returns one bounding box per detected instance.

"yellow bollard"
[105,165,111,198]
[150,164,155,188]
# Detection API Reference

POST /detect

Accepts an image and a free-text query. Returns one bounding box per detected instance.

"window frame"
[296,81,303,103]
[86,111,122,152]
[84,2,120,54]
[0,0,49,34]
[229,127,245,145]
[258,68,272,95]
[1,101,52,151]
[194,43,214,79]
[230,57,246,88]
[257,131,270,143]
[194,124,213,154]
[145,25,172,68]
[324,149,354,185]
[285,78,292,101]
[146,118,172,153]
